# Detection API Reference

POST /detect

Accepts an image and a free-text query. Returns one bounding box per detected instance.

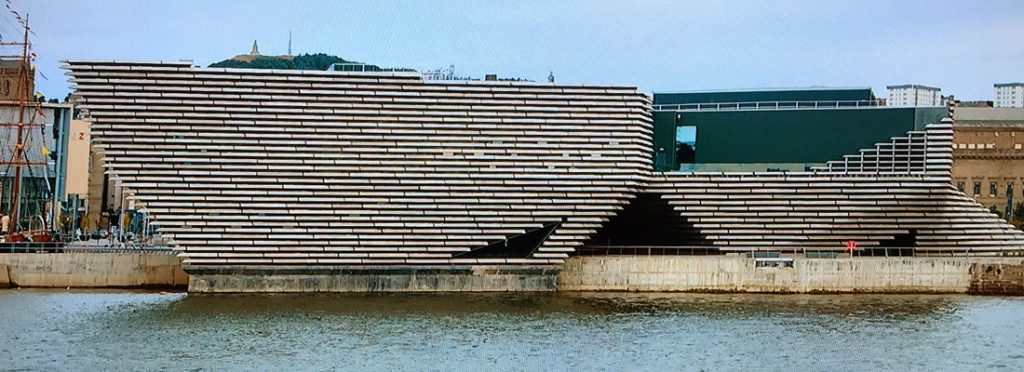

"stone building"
[0,59,33,101]
[951,107,1024,221]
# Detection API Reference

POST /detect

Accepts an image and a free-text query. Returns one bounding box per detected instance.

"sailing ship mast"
[1,11,46,241]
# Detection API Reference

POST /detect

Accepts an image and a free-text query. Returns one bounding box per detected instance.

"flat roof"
[886,84,941,91]
[653,105,928,112]
[994,82,1024,87]
[655,86,871,94]
[954,107,1024,122]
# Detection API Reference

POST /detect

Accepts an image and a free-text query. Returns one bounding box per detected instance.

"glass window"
[974,182,981,195]
[957,182,965,192]
[1007,183,1016,219]
[674,126,697,167]
[990,182,998,196]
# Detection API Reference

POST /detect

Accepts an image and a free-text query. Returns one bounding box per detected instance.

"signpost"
[846,240,857,256]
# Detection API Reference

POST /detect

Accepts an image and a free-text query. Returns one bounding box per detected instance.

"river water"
[1,290,1022,371]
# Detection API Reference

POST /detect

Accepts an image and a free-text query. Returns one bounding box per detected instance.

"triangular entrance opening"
[580,194,714,255]
[455,221,561,259]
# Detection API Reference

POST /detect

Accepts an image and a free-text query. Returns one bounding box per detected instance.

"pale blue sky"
[14,0,1024,100]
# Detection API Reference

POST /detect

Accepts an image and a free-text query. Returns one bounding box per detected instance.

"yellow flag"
[41,146,50,156]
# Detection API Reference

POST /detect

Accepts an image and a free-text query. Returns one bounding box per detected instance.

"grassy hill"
[209,53,413,72]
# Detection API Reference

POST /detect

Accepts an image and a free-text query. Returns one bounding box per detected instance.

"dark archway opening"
[857,229,917,257]
[578,194,715,255]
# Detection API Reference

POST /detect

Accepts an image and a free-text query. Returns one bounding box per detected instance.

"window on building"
[957,182,965,192]
[674,125,697,167]
[974,182,981,196]
[990,182,998,197]
[1007,183,1016,219]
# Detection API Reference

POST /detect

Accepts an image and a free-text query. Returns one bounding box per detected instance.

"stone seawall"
[970,263,1024,295]
[0,253,188,288]
[558,256,1024,294]
[3,254,1022,294]
[187,266,559,293]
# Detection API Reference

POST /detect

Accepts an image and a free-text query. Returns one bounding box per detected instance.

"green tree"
[1012,201,1024,227]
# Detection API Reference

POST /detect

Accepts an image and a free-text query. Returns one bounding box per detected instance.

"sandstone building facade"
[951,107,1024,222]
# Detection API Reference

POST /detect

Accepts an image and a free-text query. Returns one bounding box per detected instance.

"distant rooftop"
[994,82,1024,87]
[656,86,872,94]
[954,107,1024,124]
[886,84,941,91]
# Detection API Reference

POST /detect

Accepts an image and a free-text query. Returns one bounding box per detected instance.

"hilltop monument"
[227,40,293,63]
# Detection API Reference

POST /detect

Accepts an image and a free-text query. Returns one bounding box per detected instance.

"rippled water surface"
[1,290,1023,371]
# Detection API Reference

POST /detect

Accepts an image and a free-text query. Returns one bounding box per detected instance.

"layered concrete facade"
[64,61,1024,292]
[65,60,652,269]
[643,123,1024,255]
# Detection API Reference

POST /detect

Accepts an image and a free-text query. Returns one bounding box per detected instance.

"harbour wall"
[1,253,1022,294]
[558,256,1024,294]
[186,266,559,293]
[0,252,188,288]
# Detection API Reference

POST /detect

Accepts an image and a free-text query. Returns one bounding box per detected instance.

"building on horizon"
[886,84,942,107]
[995,83,1024,108]
[0,60,34,101]
[956,100,994,108]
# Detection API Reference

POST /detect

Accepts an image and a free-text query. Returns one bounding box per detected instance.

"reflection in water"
[1,289,1022,371]
[149,292,962,316]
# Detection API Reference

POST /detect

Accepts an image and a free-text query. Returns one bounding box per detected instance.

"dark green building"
[652,88,948,171]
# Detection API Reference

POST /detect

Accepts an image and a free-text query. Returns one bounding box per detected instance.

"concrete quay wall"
[558,256,1024,293]
[0,253,188,288]
[2,253,1022,294]
[186,266,559,293]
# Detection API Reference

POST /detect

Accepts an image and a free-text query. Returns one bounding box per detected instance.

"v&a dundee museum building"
[64,61,1024,291]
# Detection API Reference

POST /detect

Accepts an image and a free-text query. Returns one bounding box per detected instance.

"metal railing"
[575,245,724,256]
[2,241,175,254]
[653,99,887,112]
[575,245,1024,258]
